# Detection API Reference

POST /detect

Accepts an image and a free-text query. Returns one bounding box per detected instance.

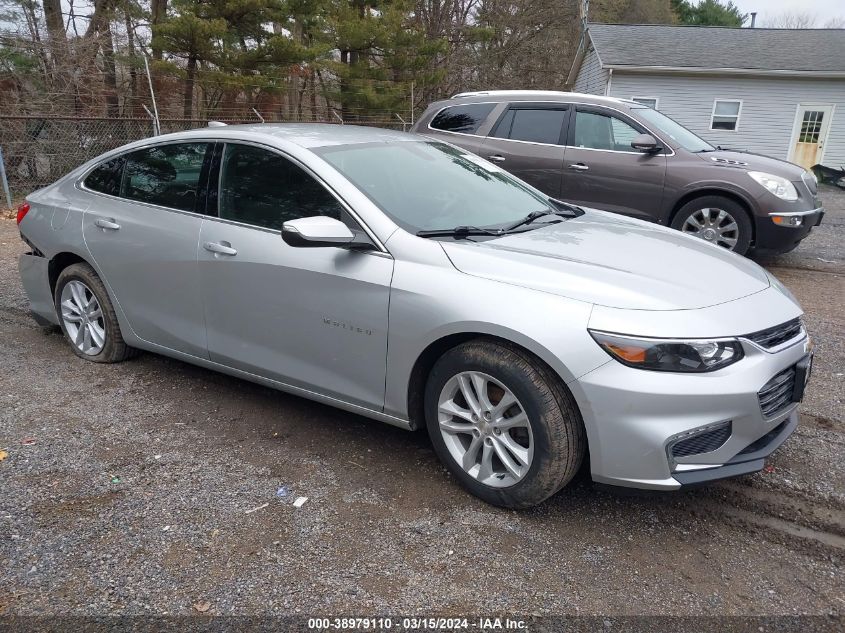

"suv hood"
[694,149,804,178]
[440,210,770,310]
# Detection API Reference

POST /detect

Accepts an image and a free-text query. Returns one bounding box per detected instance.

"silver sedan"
[16,124,812,508]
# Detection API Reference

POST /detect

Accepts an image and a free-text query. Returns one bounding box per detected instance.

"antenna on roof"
[207,121,227,127]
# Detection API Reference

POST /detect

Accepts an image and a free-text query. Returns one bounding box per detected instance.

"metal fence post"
[0,146,12,209]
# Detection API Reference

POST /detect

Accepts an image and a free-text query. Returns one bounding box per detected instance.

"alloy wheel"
[681,207,740,250]
[60,280,106,356]
[437,371,534,488]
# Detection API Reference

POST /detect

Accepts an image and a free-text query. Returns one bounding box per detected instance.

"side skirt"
[130,340,414,431]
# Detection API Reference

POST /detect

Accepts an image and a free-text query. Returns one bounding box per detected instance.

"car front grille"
[745,318,803,350]
[670,421,732,458]
[758,367,797,418]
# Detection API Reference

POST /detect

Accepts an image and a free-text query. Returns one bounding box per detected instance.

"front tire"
[671,195,752,255]
[424,339,585,509]
[54,263,136,363]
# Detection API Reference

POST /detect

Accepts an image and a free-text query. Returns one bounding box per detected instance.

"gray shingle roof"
[588,23,845,73]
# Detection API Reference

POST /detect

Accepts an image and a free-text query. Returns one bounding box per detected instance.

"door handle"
[203,241,237,256]
[95,217,120,230]
[487,155,506,163]
[568,163,589,171]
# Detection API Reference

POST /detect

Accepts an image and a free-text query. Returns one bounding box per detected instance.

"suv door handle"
[568,163,589,171]
[203,241,237,256]
[487,155,506,163]
[94,217,121,230]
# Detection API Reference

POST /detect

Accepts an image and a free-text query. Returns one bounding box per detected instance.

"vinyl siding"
[574,45,607,95]
[608,73,845,167]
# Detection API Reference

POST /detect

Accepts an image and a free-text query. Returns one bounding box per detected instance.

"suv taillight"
[16,202,30,225]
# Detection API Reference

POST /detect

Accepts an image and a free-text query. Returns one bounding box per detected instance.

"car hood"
[440,210,770,310]
[694,149,804,178]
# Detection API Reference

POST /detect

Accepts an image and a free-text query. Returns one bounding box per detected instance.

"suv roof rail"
[207,121,228,127]
[451,91,490,99]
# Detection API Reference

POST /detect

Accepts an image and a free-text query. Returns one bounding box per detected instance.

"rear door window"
[429,103,496,134]
[491,108,567,145]
[84,157,125,196]
[121,143,211,212]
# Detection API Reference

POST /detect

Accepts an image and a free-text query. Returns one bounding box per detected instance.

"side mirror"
[282,216,355,248]
[631,133,661,153]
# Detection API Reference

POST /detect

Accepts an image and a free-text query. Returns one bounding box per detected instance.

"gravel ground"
[0,187,843,618]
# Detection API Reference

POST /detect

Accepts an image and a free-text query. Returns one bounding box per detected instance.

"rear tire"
[424,339,585,509]
[671,195,752,255]
[54,263,137,363]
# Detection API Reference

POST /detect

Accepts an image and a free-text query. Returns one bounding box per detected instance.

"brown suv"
[411,90,824,256]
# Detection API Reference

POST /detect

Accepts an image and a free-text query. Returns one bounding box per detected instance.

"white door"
[789,105,833,170]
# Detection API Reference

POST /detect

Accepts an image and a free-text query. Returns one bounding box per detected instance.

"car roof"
[155,123,415,149]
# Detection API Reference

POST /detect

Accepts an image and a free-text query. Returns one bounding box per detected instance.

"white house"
[567,23,845,171]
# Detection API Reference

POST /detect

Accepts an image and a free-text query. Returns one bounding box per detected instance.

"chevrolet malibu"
[16,124,812,508]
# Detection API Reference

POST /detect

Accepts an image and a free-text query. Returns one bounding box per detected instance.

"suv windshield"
[633,107,714,153]
[316,141,554,233]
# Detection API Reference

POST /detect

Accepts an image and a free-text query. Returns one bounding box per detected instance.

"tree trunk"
[151,0,169,61]
[42,0,65,45]
[183,56,197,118]
[124,5,140,116]
[101,20,120,118]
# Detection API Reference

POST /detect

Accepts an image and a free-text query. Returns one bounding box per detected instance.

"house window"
[711,100,742,131]
[632,97,658,110]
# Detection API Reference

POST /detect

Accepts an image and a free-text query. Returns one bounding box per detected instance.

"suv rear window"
[430,103,495,134]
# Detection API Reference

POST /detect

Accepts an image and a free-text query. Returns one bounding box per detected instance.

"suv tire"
[671,195,753,255]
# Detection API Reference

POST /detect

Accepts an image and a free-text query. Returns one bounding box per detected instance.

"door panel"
[480,106,569,197]
[83,200,206,356]
[561,107,666,221]
[82,143,211,357]
[198,220,393,409]
[198,142,393,410]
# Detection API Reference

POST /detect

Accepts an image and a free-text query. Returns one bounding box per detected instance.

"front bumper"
[754,207,824,254]
[570,330,811,491]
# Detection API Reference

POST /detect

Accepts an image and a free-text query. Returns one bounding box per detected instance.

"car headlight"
[589,330,744,373]
[748,171,798,201]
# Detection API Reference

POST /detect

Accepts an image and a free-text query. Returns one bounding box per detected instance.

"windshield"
[633,107,714,153]
[316,141,553,233]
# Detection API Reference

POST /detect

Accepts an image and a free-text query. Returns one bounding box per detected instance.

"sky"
[732,0,845,26]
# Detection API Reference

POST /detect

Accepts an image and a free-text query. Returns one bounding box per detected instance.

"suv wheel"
[424,339,585,509]
[671,195,752,255]
[54,263,137,363]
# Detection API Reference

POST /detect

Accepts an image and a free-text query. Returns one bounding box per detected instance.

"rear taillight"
[16,202,30,225]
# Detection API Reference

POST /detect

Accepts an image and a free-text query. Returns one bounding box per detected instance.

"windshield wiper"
[416,225,503,239]
[502,200,584,232]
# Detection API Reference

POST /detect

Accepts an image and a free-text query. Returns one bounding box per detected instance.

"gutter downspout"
[605,68,613,96]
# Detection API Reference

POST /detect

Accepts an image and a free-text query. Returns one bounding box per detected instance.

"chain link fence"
[0,113,410,209]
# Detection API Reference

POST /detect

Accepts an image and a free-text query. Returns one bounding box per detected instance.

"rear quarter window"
[430,103,496,134]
